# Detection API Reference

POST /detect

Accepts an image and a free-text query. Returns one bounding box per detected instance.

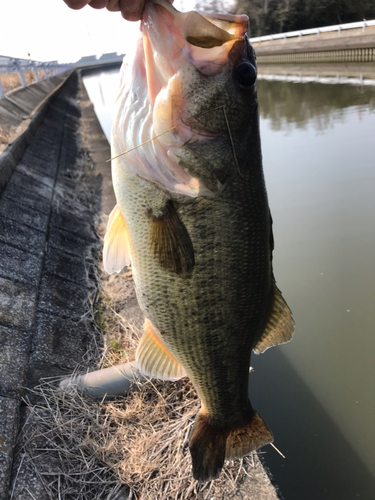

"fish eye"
[235,62,257,88]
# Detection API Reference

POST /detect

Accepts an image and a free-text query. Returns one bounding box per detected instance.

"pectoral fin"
[253,284,295,354]
[148,201,195,275]
[136,319,187,381]
[103,204,131,274]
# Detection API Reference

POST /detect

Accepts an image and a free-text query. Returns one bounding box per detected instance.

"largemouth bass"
[104,0,294,483]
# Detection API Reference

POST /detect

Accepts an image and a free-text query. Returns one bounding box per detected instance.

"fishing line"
[199,104,242,178]
[106,126,178,162]
[107,105,242,180]
[270,442,285,459]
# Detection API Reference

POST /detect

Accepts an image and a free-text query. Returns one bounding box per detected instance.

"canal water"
[83,64,375,500]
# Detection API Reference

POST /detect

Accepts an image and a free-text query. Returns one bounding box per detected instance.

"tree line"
[199,0,375,37]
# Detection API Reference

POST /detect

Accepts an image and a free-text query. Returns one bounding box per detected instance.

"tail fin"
[189,407,273,483]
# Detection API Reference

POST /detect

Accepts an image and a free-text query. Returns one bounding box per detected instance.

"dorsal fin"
[103,204,131,274]
[136,319,187,381]
[254,284,295,354]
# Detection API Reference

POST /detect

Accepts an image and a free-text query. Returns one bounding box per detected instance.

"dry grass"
[20,374,259,500]
[0,70,47,94]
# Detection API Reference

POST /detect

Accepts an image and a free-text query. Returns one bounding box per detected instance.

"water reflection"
[251,350,375,500]
[258,77,375,498]
[83,68,120,142]
[257,79,375,131]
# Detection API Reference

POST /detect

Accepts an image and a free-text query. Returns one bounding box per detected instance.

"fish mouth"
[137,1,250,196]
[153,4,248,49]
[112,1,250,199]
[141,0,249,138]
[142,0,249,88]
[143,0,248,41]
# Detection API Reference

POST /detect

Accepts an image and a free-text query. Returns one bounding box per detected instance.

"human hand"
[63,0,146,22]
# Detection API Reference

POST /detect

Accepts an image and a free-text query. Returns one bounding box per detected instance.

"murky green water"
[84,65,375,499]
[253,75,375,500]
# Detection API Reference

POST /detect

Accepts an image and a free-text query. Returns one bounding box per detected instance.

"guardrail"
[250,19,375,43]
[0,55,73,98]
[258,72,375,86]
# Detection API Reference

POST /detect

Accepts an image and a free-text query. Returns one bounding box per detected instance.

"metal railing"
[0,55,73,98]
[257,72,375,86]
[250,19,375,43]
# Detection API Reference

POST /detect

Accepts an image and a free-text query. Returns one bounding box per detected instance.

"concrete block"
[0,242,42,288]
[50,210,96,241]
[37,274,87,320]
[66,104,81,119]
[0,396,20,500]
[5,75,68,116]
[49,99,69,116]
[44,248,87,285]
[21,146,60,173]
[0,325,31,396]
[0,79,67,197]
[54,175,76,192]
[32,115,64,136]
[0,198,49,233]
[0,215,45,256]
[48,226,93,258]
[6,171,53,200]
[0,278,37,329]
[0,141,25,194]
[28,313,90,383]
[0,98,28,122]
[3,180,51,215]
[15,163,55,189]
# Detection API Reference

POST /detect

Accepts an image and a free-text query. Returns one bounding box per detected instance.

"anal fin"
[135,319,187,381]
[254,284,295,354]
[103,204,131,274]
[148,201,194,275]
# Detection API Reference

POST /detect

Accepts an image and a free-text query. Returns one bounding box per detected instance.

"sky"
[0,0,196,63]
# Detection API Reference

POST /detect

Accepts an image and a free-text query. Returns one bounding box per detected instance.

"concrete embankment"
[0,72,280,498]
[253,24,375,63]
[0,70,114,498]
[0,73,72,191]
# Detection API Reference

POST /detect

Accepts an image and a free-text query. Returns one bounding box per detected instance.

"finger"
[88,0,110,8]
[119,0,145,21]
[63,0,90,9]
[105,0,121,12]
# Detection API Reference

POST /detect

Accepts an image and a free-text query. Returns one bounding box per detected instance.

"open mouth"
[147,0,248,50]
[181,11,246,48]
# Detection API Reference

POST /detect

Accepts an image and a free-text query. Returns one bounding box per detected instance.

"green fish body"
[104,0,294,482]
